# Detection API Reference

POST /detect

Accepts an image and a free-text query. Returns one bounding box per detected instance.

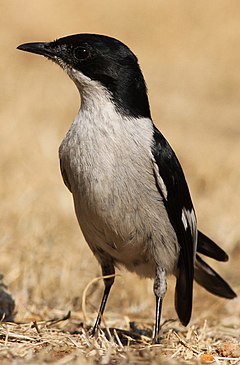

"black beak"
[17,42,55,58]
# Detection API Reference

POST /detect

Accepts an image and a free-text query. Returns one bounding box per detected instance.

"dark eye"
[73,46,89,60]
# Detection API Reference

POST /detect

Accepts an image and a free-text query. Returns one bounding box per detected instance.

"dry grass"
[0,314,240,364]
[1,1,240,364]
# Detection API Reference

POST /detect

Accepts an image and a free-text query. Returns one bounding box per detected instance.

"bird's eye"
[73,46,89,61]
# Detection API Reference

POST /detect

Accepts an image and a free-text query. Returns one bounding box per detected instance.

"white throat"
[66,67,114,114]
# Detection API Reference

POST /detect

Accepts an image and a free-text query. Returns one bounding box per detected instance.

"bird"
[17,34,236,344]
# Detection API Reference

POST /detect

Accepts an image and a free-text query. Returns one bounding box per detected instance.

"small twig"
[113,329,124,348]
[65,335,81,348]
[4,324,9,346]
[47,310,71,327]
[31,321,41,336]
[214,356,240,361]
[0,313,6,322]
[170,346,182,358]
[0,330,36,342]
[173,331,200,355]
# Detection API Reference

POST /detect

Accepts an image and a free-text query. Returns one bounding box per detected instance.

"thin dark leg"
[153,267,167,344]
[92,263,115,335]
[154,296,163,344]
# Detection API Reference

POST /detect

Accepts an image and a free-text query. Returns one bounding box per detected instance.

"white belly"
[59,111,179,277]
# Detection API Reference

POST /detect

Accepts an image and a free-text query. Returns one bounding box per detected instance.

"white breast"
[59,79,179,277]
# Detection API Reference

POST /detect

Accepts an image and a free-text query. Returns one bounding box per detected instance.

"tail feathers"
[194,255,237,299]
[175,255,193,326]
[197,230,228,262]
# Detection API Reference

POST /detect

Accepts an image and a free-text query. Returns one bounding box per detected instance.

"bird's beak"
[17,42,55,59]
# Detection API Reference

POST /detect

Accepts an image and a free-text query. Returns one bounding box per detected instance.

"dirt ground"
[0,1,240,364]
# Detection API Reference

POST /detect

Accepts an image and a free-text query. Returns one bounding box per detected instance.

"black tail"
[197,231,228,262]
[195,231,236,299]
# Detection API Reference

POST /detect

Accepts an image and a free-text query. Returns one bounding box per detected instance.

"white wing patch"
[151,157,168,200]
[181,209,188,230]
[181,207,198,260]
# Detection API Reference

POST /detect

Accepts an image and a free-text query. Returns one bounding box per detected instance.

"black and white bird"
[17,34,236,343]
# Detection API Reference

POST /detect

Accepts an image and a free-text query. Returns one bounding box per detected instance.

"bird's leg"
[92,262,115,335]
[153,267,167,344]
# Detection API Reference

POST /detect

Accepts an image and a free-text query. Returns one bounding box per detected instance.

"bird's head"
[17,33,151,118]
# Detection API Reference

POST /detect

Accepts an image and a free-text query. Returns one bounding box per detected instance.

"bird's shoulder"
[150,125,196,232]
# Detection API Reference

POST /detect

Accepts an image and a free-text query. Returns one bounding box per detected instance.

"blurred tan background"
[0,1,239,325]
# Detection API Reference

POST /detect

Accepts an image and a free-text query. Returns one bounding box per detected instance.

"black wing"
[151,125,197,326]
